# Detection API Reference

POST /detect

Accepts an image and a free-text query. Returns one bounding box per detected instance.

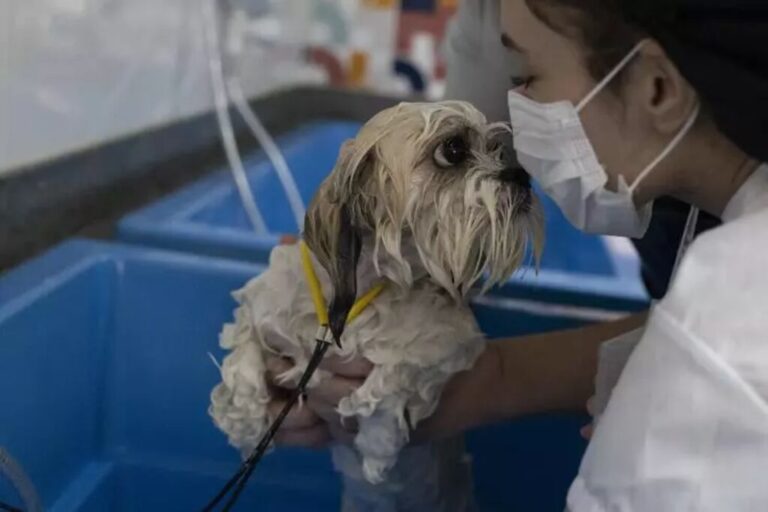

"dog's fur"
[210,101,543,494]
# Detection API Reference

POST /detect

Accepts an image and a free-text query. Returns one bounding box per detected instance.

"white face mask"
[508,41,700,238]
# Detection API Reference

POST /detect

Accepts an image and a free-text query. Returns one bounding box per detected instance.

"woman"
[269,0,768,508]
[501,0,768,508]
[442,0,723,300]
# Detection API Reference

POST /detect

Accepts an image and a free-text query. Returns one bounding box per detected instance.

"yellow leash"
[299,241,386,338]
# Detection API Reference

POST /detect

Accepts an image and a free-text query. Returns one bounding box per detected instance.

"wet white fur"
[209,101,543,487]
[210,244,484,483]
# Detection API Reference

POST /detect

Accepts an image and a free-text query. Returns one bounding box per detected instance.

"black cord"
[202,339,332,512]
[0,500,23,512]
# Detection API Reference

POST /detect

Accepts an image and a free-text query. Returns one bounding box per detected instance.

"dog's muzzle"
[498,166,532,189]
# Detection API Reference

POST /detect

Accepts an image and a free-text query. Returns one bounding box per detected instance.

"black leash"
[201,338,331,512]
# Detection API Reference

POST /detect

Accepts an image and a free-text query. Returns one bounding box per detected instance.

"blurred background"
[1,0,454,176]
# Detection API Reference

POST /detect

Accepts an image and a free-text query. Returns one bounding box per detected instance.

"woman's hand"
[413,344,505,442]
[265,353,372,447]
[266,346,505,448]
[262,311,640,448]
[265,342,509,448]
[264,356,329,448]
[580,397,596,440]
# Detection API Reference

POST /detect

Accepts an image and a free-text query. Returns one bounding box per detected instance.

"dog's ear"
[303,140,372,343]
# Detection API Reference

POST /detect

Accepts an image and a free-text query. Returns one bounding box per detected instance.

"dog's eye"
[433,136,469,168]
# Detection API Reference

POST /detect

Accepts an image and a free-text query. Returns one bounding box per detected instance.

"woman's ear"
[630,40,698,135]
[303,140,373,343]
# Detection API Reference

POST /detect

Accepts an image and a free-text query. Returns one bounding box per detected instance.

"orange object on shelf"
[347,51,370,88]
[363,0,398,8]
[439,0,458,8]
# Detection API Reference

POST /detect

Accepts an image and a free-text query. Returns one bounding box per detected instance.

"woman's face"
[500,0,661,193]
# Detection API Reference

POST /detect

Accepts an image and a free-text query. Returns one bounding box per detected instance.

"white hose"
[227,78,306,230]
[0,447,42,512]
[204,0,267,233]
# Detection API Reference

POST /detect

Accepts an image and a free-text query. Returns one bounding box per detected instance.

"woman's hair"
[525,0,644,80]
[525,0,768,162]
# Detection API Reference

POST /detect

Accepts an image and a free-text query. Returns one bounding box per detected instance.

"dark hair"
[526,1,768,163]
[525,0,644,80]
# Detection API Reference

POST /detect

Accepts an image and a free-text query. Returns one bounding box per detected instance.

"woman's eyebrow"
[501,33,527,54]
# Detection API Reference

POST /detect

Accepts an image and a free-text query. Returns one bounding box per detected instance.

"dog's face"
[305,101,543,336]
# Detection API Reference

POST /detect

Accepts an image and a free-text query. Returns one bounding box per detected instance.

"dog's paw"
[209,381,270,450]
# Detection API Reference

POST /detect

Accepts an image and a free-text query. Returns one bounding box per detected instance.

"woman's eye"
[510,75,534,89]
[433,135,470,168]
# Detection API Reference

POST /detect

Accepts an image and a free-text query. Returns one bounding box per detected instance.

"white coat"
[568,164,768,511]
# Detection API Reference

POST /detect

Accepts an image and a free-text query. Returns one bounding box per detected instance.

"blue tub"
[116,121,649,311]
[0,240,608,511]
[118,121,362,264]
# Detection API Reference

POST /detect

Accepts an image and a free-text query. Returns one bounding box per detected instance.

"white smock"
[568,163,768,511]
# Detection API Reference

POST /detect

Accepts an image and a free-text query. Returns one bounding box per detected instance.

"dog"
[209,101,543,509]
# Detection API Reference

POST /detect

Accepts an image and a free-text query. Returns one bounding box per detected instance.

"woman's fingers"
[586,396,596,417]
[310,375,365,406]
[263,350,365,448]
[266,355,364,408]
[268,399,331,448]
[267,397,355,447]
[274,424,331,448]
[267,353,371,382]
[307,395,359,433]
[268,400,321,430]
[327,421,357,445]
[581,396,596,440]
[319,354,373,378]
[265,355,294,385]
[305,395,338,424]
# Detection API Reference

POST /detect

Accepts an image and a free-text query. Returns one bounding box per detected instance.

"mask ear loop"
[576,41,647,112]
[670,206,700,281]
[634,102,701,291]
[627,102,701,195]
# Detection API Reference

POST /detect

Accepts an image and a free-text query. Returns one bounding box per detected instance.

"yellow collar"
[299,241,386,333]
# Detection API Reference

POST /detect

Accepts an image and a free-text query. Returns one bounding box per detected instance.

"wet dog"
[210,101,543,509]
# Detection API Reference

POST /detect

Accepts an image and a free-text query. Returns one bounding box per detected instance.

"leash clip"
[316,325,334,346]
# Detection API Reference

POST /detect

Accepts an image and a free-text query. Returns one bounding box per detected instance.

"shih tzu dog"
[210,101,543,511]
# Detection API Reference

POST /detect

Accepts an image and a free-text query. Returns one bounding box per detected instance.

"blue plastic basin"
[118,121,362,263]
[0,240,603,511]
[116,121,649,311]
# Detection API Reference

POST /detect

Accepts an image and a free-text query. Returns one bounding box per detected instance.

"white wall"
[0,0,321,175]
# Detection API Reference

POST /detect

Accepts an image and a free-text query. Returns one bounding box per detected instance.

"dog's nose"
[498,166,531,188]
